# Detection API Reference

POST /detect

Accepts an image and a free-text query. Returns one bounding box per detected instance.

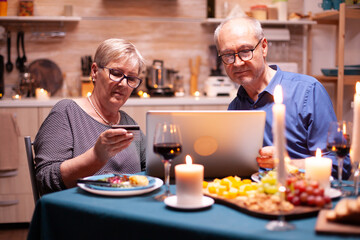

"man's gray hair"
[214,16,264,52]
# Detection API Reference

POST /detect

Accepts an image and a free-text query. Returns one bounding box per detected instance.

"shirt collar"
[236,64,283,100]
[262,65,283,97]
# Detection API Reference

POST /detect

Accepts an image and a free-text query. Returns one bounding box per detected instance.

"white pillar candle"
[273,85,287,186]
[351,82,360,165]
[35,88,50,100]
[305,148,332,190]
[175,155,204,206]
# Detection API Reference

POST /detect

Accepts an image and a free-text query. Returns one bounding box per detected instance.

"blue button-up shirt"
[228,65,352,179]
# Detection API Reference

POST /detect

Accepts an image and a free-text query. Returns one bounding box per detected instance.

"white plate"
[325,188,342,199]
[78,176,163,196]
[251,172,334,183]
[164,196,214,210]
[85,174,156,191]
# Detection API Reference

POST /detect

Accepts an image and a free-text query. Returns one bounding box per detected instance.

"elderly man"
[214,16,351,179]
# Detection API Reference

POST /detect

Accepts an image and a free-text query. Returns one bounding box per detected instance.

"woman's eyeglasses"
[100,66,142,89]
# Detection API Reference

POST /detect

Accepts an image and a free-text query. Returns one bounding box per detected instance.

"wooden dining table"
[27,180,359,240]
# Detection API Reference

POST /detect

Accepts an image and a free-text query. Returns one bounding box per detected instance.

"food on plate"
[203,175,294,213]
[326,197,360,225]
[96,174,149,188]
[285,174,331,208]
[129,175,149,187]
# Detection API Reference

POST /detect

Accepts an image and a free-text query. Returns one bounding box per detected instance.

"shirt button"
[253,105,257,109]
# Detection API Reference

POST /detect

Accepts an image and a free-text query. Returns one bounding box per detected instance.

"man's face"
[217,20,267,87]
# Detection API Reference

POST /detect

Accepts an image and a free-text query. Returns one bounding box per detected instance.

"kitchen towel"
[0,113,20,170]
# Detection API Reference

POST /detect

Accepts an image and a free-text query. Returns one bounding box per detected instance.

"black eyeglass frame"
[99,66,143,89]
[219,38,263,65]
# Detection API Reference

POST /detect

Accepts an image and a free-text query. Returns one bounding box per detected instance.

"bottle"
[207,0,215,18]
[0,0,7,16]
[0,55,4,98]
[273,0,288,21]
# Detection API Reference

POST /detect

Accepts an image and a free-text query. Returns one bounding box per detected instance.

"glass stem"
[163,160,171,196]
[355,169,359,196]
[338,157,344,190]
[354,161,359,196]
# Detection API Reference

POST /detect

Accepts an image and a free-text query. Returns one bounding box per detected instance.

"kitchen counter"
[0,96,233,108]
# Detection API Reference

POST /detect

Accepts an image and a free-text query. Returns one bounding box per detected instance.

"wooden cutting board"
[204,190,331,220]
[315,210,360,236]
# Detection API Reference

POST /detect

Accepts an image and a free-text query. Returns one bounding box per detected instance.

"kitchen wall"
[0,0,305,98]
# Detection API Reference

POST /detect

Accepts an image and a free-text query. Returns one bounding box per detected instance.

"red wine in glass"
[327,144,350,158]
[153,123,182,201]
[326,121,352,195]
[153,143,182,161]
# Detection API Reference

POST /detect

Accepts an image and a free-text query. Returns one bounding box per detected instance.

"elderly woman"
[34,39,146,195]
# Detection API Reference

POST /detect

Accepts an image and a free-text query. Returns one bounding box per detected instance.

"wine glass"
[352,161,359,196]
[266,185,295,231]
[153,122,182,201]
[350,147,360,196]
[326,121,352,196]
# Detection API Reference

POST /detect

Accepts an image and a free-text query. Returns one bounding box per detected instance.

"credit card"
[112,125,140,141]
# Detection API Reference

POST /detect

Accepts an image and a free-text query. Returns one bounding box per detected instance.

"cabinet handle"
[0,200,19,206]
[0,170,18,177]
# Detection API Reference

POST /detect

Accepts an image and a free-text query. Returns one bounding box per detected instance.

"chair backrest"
[24,136,40,203]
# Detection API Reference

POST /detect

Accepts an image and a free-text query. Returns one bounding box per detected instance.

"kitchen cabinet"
[310,3,360,120]
[0,107,38,223]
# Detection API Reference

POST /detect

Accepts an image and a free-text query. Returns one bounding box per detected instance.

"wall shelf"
[202,18,316,26]
[0,16,81,22]
[314,75,360,85]
[309,3,360,120]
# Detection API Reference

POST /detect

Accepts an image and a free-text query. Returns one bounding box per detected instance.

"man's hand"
[256,146,275,169]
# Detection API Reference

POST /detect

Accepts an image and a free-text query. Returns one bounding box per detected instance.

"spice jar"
[19,0,34,16]
[250,5,267,20]
[0,0,7,16]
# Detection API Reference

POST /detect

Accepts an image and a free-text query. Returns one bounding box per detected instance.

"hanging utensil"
[15,31,22,71]
[5,31,13,73]
[20,31,27,64]
[0,54,4,98]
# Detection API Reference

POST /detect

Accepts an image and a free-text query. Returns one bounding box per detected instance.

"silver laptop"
[145,110,266,179]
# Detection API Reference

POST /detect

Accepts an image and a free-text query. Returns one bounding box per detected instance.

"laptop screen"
[145,110,266,179]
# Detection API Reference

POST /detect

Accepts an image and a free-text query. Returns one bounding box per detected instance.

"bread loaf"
[326,197,360,225]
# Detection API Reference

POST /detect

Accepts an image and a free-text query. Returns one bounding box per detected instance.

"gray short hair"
[214,16,264,51]
[94,38,145,75]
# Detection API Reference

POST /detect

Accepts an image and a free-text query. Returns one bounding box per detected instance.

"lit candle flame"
[194,91,200,97]
[185,155,192,165]
[316,148,322,158]
[342,122,347,135]
[356,81,360,95]
[274,85,283,104]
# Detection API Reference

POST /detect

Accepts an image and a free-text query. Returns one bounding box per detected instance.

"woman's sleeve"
[34,103,74,194]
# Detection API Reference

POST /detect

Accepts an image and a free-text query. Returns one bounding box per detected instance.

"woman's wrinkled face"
[92,58,139,108]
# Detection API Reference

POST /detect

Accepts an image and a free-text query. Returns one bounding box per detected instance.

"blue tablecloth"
[27,183,360,240]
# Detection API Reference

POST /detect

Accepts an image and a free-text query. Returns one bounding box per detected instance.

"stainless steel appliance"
[204,45,235,97]
[146,60,177,97]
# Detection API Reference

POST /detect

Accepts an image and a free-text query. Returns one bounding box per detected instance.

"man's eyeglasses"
[100,66,142,89]
[219,38,263,65]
